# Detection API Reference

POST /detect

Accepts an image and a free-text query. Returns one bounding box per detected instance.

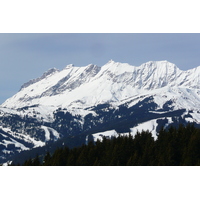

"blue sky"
[1,33,200,104]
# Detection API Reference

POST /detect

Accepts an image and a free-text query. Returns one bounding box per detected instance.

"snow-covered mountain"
[1,60,200,164]
[2,60,200,110]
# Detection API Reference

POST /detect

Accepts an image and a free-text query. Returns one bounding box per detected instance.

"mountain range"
[1,60,200,164]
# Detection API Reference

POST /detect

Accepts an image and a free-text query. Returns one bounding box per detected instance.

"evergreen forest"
[12,124,200,166]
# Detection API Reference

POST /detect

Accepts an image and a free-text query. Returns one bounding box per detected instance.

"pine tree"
[43,152,51,166]
[32,154,40,166]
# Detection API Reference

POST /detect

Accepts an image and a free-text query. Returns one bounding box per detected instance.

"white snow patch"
[130,119,158,140]
[41,125,60,141]
[188,111,200,123]
[0,125,45,148]
[92,130,118,142]
[41,126,50,141]
[0,136,29,151]
[185,117,194,123]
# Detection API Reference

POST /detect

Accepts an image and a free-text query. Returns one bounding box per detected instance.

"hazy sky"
[1,33,200,104]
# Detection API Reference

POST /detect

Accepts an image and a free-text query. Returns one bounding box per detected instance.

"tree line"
[13,123,200,166]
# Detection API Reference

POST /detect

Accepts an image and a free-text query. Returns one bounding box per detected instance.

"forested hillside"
[14,124,200,166]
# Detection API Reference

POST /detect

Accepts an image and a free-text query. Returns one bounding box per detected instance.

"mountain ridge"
[2,60,200,110]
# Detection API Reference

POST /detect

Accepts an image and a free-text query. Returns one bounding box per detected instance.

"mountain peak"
[141,60,179,72]
[106,59,118,65]
[20,67,59,91]
[64,64,74,69]
[143,60,176,66]
[44,67,59,75]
